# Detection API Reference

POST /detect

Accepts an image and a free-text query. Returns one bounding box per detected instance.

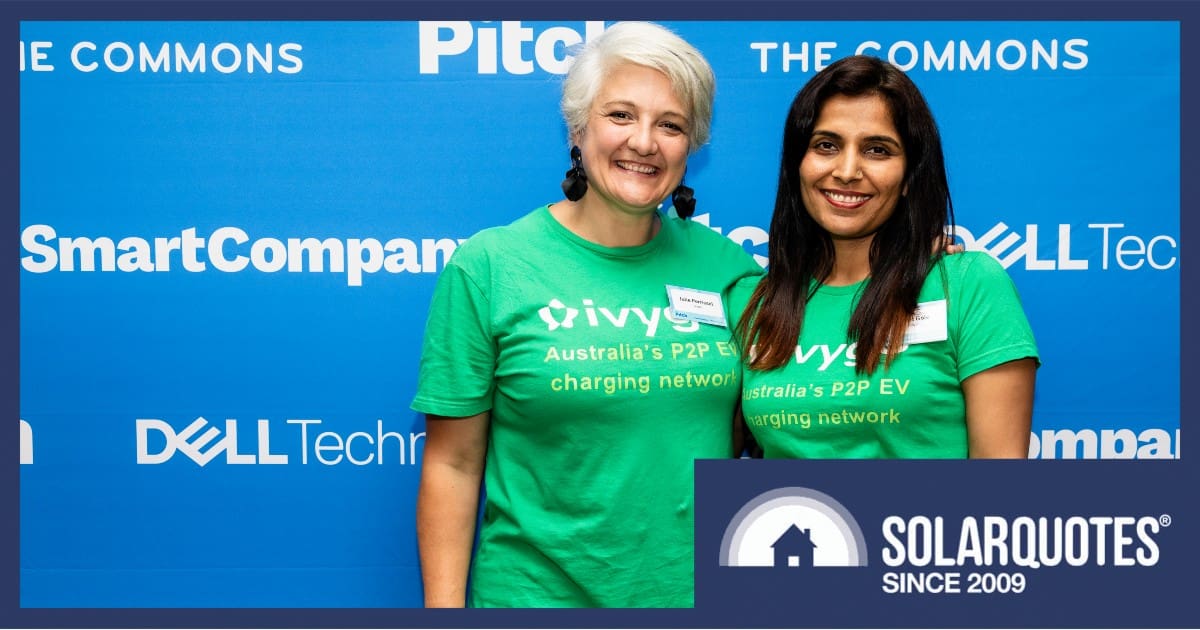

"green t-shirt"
[412,205,763,607]
[729,252,1039,459]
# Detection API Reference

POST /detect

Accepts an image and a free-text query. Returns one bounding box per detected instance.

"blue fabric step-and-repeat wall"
[19,20,1179,606]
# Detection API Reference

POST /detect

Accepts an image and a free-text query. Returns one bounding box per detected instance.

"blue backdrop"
[19,20,1180,607]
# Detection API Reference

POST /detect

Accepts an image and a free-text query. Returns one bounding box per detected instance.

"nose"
[831,152,862,183]
[626,121,658,156]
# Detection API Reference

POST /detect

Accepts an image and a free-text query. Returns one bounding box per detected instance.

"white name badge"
[665,285,728,328]
[903,299,948,345]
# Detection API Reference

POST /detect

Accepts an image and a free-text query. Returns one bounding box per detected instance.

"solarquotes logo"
[135,417,424,467]
[718,484,1171,597]
[877,513,1168,594]
[20,419,33,465]
[956,222,1178,271]
[719,486,869,568]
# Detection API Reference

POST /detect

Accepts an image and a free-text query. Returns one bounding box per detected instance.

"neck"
[826,237,873,286]
[550,198,661,247]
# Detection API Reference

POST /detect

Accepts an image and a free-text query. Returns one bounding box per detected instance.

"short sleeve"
[410,256,497,417]
[724,275,763,337]
[950,253,1041,382]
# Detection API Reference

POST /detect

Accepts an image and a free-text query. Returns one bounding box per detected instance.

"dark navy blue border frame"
[7,1,1195,628]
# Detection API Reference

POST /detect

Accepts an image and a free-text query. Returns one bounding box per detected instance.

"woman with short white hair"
[413,21,761,608]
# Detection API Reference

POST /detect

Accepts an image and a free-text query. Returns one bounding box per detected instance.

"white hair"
[560,21,716,152]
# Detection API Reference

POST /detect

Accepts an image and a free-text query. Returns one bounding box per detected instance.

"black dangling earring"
[671,184,696,219]
[561,146,588,201]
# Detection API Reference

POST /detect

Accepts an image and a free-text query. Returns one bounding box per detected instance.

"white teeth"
[617,161,657,175]
[824,191,869,203]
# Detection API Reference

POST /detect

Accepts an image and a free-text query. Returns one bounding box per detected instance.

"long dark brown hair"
[736,55,955,375]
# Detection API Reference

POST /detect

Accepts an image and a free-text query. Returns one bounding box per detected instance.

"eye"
[660,120,687,134]
[865,144,899,158]
[606,111,633,121]
[810,140,838,153]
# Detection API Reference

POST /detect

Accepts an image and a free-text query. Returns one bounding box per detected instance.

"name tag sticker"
[666,285,728,328]
[904,299,948,345]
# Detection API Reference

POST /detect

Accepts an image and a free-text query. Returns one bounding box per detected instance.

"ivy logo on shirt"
[719,486,869,568]
[536,297,701,336]
[538,299,580,331]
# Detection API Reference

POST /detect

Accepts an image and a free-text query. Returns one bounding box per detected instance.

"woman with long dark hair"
[733,55,1038,459]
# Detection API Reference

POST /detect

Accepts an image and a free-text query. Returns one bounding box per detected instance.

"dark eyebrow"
[812,129,902,148]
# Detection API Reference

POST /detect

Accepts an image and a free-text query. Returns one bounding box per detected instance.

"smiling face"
[799,93,908,246]
[574,63,691,217]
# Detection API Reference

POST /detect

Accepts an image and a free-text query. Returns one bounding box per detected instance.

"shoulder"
[666,217,738,250]
[935,251,1015,287]
[727,274,766,316]
[664,216,763,274]
[447,206,549,268]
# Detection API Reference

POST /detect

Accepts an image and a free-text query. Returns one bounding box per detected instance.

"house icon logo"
[718,486,868,568]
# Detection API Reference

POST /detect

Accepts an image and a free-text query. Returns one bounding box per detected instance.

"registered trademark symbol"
[1160,514,1172,527]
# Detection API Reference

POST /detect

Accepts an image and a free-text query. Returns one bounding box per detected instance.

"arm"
[962,358,1037,458]
[416,412,490,608]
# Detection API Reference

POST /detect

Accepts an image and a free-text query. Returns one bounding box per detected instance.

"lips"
[822,189,872,209]
[616,160,658,175]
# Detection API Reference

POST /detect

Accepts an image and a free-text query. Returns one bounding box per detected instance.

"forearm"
[417,460,483,607]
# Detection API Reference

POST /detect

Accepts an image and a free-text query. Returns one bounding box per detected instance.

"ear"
[570,126,586,147]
